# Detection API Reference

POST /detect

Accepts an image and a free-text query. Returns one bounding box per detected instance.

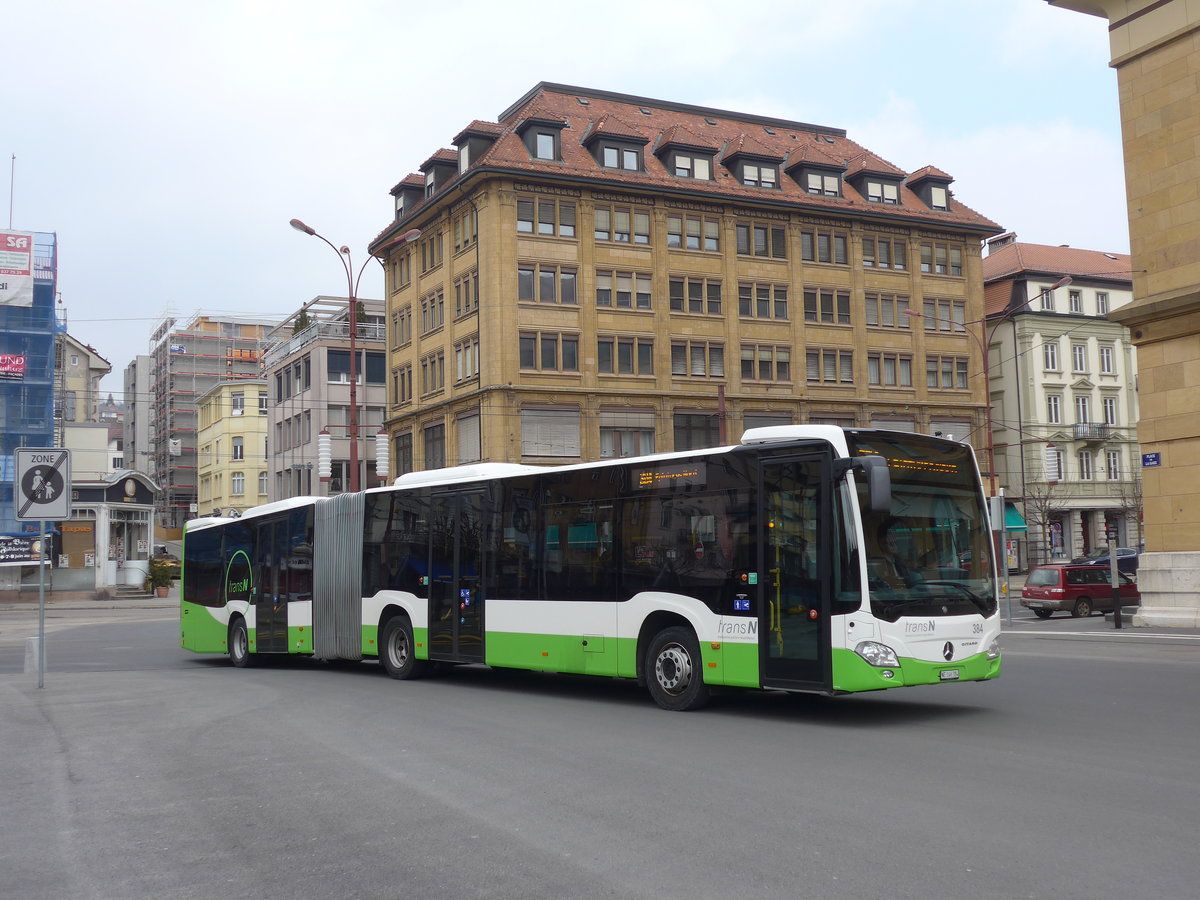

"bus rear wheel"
[380,616,427,680]
[646,626,709,711]
[229,618,254,668]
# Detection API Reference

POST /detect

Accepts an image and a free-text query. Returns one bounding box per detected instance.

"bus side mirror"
[855,456,891,513]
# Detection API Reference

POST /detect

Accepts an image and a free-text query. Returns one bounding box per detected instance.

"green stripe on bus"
[831,647,1002,692]
[179,601,228,653]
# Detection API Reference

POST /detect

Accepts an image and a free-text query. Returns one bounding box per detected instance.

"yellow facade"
[374,86,1000,473]
[196,379,268,517]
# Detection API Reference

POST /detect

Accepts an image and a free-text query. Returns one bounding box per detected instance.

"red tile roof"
[375,83,1002,244]
[908,164,953,182]
[982,241,1132,282]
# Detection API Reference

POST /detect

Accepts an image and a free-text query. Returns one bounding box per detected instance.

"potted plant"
[144,557,174,597]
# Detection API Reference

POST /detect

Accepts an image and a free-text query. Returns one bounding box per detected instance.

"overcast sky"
[7,0,1125,398]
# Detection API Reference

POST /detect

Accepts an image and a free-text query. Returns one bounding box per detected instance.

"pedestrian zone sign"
[15,448,72,521]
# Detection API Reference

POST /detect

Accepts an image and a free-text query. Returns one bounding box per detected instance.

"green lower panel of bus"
[484,631,761,688]
[180,602,227,653]
[831,646,1002,692]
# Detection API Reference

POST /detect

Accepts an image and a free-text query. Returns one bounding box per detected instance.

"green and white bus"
[180,426,1001,709]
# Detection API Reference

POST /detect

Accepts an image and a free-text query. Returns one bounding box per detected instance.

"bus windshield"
[849,432,996,622]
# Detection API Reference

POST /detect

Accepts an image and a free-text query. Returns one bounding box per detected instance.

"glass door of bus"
[254,517,288,654]
[428,491,487,662]
[760,455,828,688]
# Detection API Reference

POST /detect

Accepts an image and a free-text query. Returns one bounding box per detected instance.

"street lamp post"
[289,219,420,492]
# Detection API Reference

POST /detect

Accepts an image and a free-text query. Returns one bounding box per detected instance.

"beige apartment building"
[196,379,269,517]
[369,83,1004,474]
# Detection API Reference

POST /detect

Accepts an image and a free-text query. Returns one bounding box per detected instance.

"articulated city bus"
[180,426,1001,709]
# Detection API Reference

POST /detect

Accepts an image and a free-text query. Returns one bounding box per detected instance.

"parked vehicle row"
[1069,547,1139,574]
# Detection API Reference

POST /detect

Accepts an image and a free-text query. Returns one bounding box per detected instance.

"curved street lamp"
[289,219,421,492]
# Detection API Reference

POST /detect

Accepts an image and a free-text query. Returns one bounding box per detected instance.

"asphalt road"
[1,609,1197,900]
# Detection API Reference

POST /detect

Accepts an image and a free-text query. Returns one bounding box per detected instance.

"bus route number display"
[634,462,707,490]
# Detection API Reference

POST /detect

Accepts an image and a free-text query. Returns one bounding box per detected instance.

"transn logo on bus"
[718,618,758,639]
[905,619,936,634]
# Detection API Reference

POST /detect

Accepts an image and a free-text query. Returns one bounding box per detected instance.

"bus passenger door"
[428,491,487,663]
[254,518,288,653]
[760,454,829,689]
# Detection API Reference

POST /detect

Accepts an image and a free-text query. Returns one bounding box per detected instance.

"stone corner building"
[1048,1,1200,626]
[369,83,1002,481]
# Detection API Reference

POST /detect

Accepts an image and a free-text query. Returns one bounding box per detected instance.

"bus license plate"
[939,669,960,681]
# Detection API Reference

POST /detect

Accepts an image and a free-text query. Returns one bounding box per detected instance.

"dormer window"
[535,132,556,160]
[601,145,641,171]
[424,172,436,198]
[458,145,470,174]
[866,180,900,204]
[674,153,712,180]
[806,173,840,196]
[742,163,778,188]
[517,117,567,162]
[930,185,948,211]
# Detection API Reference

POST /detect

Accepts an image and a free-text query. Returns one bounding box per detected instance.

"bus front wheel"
[229,618,254,668]
[646,626,709,711]
[380,616,427,680]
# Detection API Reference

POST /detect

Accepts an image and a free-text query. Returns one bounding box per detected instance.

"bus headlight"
[855,641,900,668]
[986,638,1001,660]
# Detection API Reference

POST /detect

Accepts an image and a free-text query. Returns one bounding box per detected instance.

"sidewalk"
[0,583,179,611]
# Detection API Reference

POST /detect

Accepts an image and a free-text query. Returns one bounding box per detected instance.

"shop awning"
[1004,501,1027,533]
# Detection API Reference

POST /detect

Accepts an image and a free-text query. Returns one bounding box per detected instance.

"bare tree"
[1023,481,1071,566]
[1115,473,1145,550]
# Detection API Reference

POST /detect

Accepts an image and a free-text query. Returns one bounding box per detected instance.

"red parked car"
[1021,564,1141,619]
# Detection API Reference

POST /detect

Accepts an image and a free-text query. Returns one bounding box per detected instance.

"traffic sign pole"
[38,519,45,688]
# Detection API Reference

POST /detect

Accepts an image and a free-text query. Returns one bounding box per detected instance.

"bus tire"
[229,617,254,668]
[646,626,709,711]
[380,616,426,680]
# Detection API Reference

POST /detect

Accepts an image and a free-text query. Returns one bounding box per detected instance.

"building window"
[1078,451,1093,481]
[394,365,413,406]
[671,341,725,377]
[595,204,651,244]
[454,271,479,318]
[1103,396,1118,425]
[231,472,245,495]
[741,162,779,188]
[419,231,444,273]
[1046,448,1064,482]
[534,131,557,161]
[673,413,720,451]
[453,207,478,252]
[1046,394,1062,425]
[394,432,413,476]
[598,336,654,375]
[518,263,577,305]
[867,352,913,387]
[862,236,908,270]
[600,426,655,458]
[420,290,445,333]
[232,436,244,461]
[420,351,445,395]
[1043,342,1059,371]
[735,221,786,258]
[1069,290,1083,313]
[667,214,719,251]
[1096,292,1109,315]
[920,242,963,276]
[596,270,652,309]
[231,391,245,416]
[865,180,900,204]
[1041,287,1056,311]
[672,153,712,180]
[741,345,791,381]
[519,332,579,372]
[804,288,851,324]
[1099,345,1114,374]
[738,283,788,320]
[521,408,580,457]
[455,337,480,383]
[806,349,853,384]
[601,145,641,170]
[930,186,949,211]
[926,355,969,390]
[1106,450,1121,480]
[921,298,966,332]
[805,172,840,196]
[1072,343,1088,372]
[669,276,722,315]
[259,392,268,415]
[393,251,411,288]
[517,197,576,238]
[396,306,412,346]
[865,293,911,329]
[424,423,446,469]
[258,471,268,494]
[800,227,848,265]
[1074,395,1090,424]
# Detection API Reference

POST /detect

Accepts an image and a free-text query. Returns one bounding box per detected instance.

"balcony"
[261,321,386,369]
[1073,423,1110,442]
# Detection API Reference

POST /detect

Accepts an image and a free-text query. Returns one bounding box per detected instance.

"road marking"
[1004,629,1200,641]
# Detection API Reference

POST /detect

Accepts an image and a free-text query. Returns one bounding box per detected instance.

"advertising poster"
[0,231,35,307]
